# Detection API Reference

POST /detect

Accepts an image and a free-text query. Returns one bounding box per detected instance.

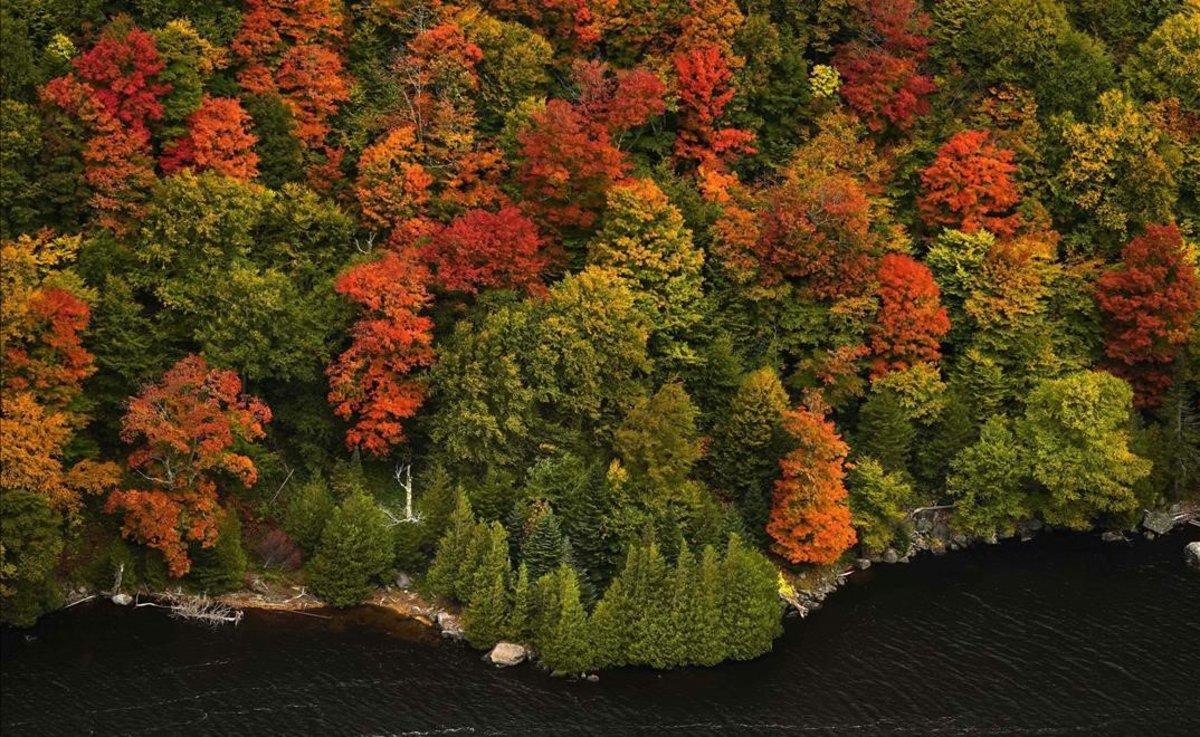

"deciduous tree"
[918,130,1021,237]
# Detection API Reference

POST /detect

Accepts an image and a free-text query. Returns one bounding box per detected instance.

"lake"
[2,529,1198,736]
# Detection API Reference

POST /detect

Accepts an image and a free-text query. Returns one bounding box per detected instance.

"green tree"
[508,562,533,643]
[425,490,479,602]
[0,100,44,237]
[307,493,394,607]
[187,506,247,594]
[1127,9,1200,112]
[588,577,629,669]
[854,388,917,478]
[621,536,672,668]
[848,459,918,555]
[537,565,594,674]
[718,535,783,661]
[0,490,64,627]
[692,545,726,666]
[614,383,703,495]
[707,367,790,540]
[520,504,569,582]
[1020,371,1152,528]
[463,523,512,650]
[283,476,334,552]
[946,416,1031,538]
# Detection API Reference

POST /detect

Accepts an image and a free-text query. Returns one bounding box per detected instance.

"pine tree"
[622,536,672,667]
[587,577,629,669]
[520,505,568,581]
[667,542,700,666]
[855,388,916,478]
[719,535,783,661]
[508,562,533,644]
[692,545,726,666]
[307,493,394,607]
[425,490,476,601]
[463,523,512,650]
[283,475,333,552]
[187,506,247,594]
[538,565,593,674]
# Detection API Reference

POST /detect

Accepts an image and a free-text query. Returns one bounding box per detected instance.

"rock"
[586,674,600,682]
[1146,531,1157,541]
[882,548,899,564]
[487,642,527,667]
[855,558,871,570]
[930,539,947,556]
[436,611,464,640]
[1100,531,1126,543]
[395,572,414,589]
[1142,510,1175,536]
[111,593,133,606]
[985,534,999,545]
[1185,542,1200,570]
[952,534,970,549]
[898,556,910,564]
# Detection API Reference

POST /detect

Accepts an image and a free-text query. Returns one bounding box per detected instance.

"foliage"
[306,492,394,606]
[187,505,248,594]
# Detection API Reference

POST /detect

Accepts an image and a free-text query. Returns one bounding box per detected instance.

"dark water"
[3,530,1198,736]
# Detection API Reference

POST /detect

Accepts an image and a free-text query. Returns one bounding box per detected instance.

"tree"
[691,543,726,665]
[672,45,755,168]
[307,492,395,606]
[946,415,1030,538]
[463,522,512,649]
[509,562,533,643]
[707,368,790,540]
[159,96,259,180]
[718,534,782,661]
[187,505,248,594]
[519,503,570,581]
[619,536,672,668]
[0,490,64,627]
[353,126,433,236]
[105,355,271,577]
[767,400,857,565]
[1094,224,1200,406]
[870,253,951,378]
[423,206,547,295]
[1123,8,1200,112]
[613,383,702,495]
[1,101,44,237]
[847,458,916,554]
[537,564,593,674]
[326,250,435,456]
[587,179,705,366]
[425,490,479,602]
[588,576,628,668]
[283,475,335,552]
[1020,371,1152,529]
[918,130,1021,238]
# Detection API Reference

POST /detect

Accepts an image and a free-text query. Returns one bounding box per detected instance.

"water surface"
[3,530,1198,736]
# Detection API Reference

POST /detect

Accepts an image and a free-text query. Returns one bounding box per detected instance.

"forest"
[1,0,1198,673]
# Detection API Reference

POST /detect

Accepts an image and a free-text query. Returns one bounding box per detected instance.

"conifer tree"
[668,542,700,666]
[588,577,629,669]
[187,506,247,594]
[508,562,533,644]
[537,565,593,674]
[719,535,783,661]
[520,505,568,581]
[425,490,477,601]
[463,522,512,650]
[307,493,394,607]
[622,536,672,667]
[692,545,727,666]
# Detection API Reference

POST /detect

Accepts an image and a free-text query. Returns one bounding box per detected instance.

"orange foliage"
[1095,224,1200,406]
[355,126,435,236]
[106,355,271,577]
[767,399,857,565]
[673,45,755,169]
[160,96,259,180]
[919,130,1022,237]
[869,253,950,378]
[327,251,436,456]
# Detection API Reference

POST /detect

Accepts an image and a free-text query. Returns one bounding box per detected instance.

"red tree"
[869,253,951,378]
[327,250,435,456]
[1095,224,1200,406]
[422,207,548,294]
[70,23,170,133]
[105,355,271,576]
[833,0,935,132]
[767,398,857,565]
[517,62,665,230]
[918,129,1022,237]
[160,96,259,180]
[672,45,755,169]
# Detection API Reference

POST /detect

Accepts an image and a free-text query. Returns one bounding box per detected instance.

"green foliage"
[947,415,1031,538]
[425,491,479,602]
[536,565,593,674]
[283,476,335,553]
[187,507,247,594]
[718,535,783,662]
[0,100,44,237]
[307,493,394,607]
[519,504,570,582]
[242,93,305,189]
[0,490,64,627]
[462,523,512,649]
[614,383,703,495]
[848,459,918,555]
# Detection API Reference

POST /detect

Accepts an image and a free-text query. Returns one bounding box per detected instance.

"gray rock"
[1100,531,1126,543]
[586,674,600,682]
[1142,510,1175,535]
[111,593,133,606]
[855,558,872,570]
[898,556,910,564]
[882,548,899,564]
[1185,542,1200,570]
[488,642,527,666]
[395,572,414,589]
[436,611,464,639]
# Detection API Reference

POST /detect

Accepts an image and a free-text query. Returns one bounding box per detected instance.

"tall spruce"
[719,535,783,661]
[537,565,593,674]
[425,490,477,601]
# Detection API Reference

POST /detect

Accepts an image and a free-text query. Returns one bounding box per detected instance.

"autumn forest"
[2,0,1199,672]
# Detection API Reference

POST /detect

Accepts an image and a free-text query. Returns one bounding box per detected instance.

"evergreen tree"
[508,562,533,644]
[622,536,672,667]
[187,506,247,594]
[855,388,916,478]
[425,490,477,601]
[417,465,457,553]
[463,523,512,650]
[847,459,918,555]
[707,367,790,542]
[719,535,783,661]
[667,542,700,666]
[692,545,726,666]
[588,577,629,669]
[537,565,593,674]
[520,504,568,581]
[307,493,395,607]
[283,475,334,552]
[614,383,703,496]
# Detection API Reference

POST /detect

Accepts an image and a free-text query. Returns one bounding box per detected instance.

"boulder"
[111,593,133,606]
[1142,510,1175,536]
[1185,542,1200,571]
[436,611,464,639]
[855,558,872,570]
[487,642,527,667]
[395,572,414,589]
[1100,531,1126,543]
[882,548,899,564]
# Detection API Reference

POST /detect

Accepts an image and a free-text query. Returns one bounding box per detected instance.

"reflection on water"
[3,530,1198,736]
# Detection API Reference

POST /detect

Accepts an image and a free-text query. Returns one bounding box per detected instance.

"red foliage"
[918,130,1022,237]
[1095,224,1200,406]
[487,0,605,50]
[160,96,259,180]
[71,24,170,133]
[517,62,665,230]
[869,253,951,378]
[106,355,271,577]
[232,0,350,149]
[422,207,548,294]
[767,399,857,565]
[752,173,878,299]
[833,0,935,132]
[672,45,755,168]
[327,250,436,456]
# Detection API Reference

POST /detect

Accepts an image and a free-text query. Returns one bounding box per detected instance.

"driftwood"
[134,590,243,626]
